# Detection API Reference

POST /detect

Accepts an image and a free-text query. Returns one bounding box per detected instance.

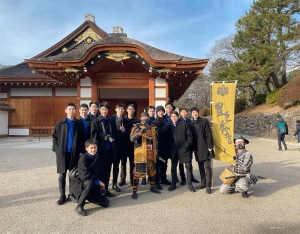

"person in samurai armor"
[130,111,161,199]
[219,135,258,198]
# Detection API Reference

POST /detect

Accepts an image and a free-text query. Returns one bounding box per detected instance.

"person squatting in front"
[219,135,258,198]
[52,103,85,205]
[168,111,195,192]
[130,111,161,199]
[69,139,109,216]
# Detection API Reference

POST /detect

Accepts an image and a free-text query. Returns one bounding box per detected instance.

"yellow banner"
[211,82,236,164]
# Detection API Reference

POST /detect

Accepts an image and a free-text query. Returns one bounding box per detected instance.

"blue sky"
[0,0,253,66]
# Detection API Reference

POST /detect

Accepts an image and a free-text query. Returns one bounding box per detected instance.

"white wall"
[0,112,8,135]
[56,88,77,96]
[9,128,29,136]
[100,88,148,99]
[10,88,52,96]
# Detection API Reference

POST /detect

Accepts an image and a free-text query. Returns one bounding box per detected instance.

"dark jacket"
[153,115,171,159]
[293,123,300,142]
[79,116,93,142]
[111,115,127,158]
[276,118,289,135]
[91,115,118,160]
[69,152,104,199]
[190,117,214,162]
[52,118,85,173]
[169,120,193,163]
[123,115,139,158]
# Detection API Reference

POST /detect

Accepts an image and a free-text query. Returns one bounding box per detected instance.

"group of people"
[52,101,256,216]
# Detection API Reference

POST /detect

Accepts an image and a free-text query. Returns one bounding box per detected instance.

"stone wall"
[234,109,300,142]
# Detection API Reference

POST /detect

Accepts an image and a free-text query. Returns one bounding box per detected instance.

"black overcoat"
[190,117,214,162]
[90,115,118,160]
[153,116,171,160]
[170,120,193,163]
[123,115,139,158]
[294,123,300,142]
[52,118,85,173]
[69,152,104,199]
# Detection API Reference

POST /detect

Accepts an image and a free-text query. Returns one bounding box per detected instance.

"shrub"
[266,89,280,104]
[199,107,208,117]
[253,93,267,106]
[235,98,247,113]
[278,77,300,109]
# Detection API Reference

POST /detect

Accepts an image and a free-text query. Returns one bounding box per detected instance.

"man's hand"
[99,181,105,190]
[233,155,237,160]
[119,123,125,132]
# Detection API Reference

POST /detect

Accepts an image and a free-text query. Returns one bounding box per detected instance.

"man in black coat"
[91,101,118,197]
[52,103,85,205]
[79,103,93,143]
[153,105,171,189]
[69,139,109,216]
[168,111,195,192]
[87,101,99,120]
[293,120,300,151]
[190,107,214,194]
[119,104,139,186]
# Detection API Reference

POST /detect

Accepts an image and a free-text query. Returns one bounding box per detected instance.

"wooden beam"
[149,77,154,106]
[92,77,97,101]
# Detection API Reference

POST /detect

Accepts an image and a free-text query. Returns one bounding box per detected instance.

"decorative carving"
[106,51,130,62]
[85,14,95,23]
[157,68,171,73]
[74,28,102,44]
[62,47,68,52]
[112,26,123,33]
[65,68,79,73]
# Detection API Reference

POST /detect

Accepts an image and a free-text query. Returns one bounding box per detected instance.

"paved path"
[0,136,299,234]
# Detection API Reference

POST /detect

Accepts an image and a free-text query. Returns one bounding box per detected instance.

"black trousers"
[58,152,72,196]
[104,149,119,189]
[120,154,134,184]
[198,159,212,187]
[87,186,110,208]
[278,133,287,149]
[77,180,93,207]
[171,153,192,185]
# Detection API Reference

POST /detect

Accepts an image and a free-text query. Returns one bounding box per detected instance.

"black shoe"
[176,178,179,183]
[285,147,287,150]
[132,191,138,200]
[167,185,177,191]
[180,179,186,186]
[206,186,212,194]
[278,148,282,151]
[188,185,195,192]
[112,183,121,192]
[156,183,163,190]
[141,178,146,185]
[75,206,87,216]
[150,186,161,194]
[191,178,200,183]
[118,180,126,186]
[195,184,206,190]
[68,194,78,203]
[56,195,66,205]
[242,191,249,198]
[160,179,172,185]
[106,191,116,197]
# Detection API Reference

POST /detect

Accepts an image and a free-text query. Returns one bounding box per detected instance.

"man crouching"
[219,135,258,198]
[69,139,109,216]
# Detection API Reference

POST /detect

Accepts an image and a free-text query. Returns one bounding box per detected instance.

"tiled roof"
[33,36,202,62]
[0,62,47,78]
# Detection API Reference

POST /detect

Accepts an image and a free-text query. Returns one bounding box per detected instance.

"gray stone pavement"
[0,135,300,234]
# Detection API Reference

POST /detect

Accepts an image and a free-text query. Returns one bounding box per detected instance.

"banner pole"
[210,82,214,188]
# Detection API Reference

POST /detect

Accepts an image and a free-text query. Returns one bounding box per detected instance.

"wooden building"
[0,14,208,136]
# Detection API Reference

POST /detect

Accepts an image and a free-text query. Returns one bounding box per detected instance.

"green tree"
[218,0,300,93]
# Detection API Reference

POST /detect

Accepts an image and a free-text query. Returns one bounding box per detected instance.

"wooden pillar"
[149,76,154,106]
[92,77,97,101]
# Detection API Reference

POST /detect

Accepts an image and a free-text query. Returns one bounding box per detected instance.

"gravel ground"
[0,135,299,234]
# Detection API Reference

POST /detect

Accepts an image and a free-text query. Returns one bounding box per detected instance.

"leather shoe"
[75,206,87,216]
[118,180,126,186]
[56,195,66,205]
[68,194,78,203]
[206,186,212,194]
[167,185,177,191]
[112,183,121,192]
[160,179,172,185]
[195,184,206,189]
[191,178,200,183]
[176,177,179,183]
[106,191,116,197]
[150,186,161,194]
[132,191,138,200]
[242,191,249,198]
[156,183,163,190]
[141,178,146,185]
[180,180,186,186]
[188,185,195,192]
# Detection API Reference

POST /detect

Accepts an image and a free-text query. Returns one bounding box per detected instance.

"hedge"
[278,77,300,109]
